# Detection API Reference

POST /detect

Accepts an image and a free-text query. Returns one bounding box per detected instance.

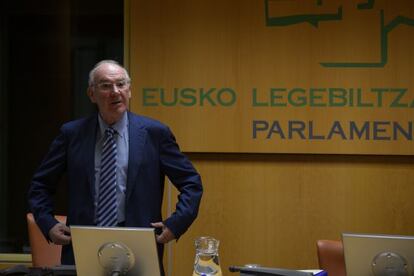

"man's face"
[88,63,131,125]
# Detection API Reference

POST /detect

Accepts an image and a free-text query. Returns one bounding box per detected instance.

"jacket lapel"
[126,112,147,203]
[85,115,98,200]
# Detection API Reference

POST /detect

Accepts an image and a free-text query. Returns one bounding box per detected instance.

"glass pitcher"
[192,236,223,276]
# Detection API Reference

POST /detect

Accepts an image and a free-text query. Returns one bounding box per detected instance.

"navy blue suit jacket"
[28,111,203,265]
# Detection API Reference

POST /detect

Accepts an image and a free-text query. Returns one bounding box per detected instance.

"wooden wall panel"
[164,154,414,275]
[127,0,414,154]
[125,1,414,275]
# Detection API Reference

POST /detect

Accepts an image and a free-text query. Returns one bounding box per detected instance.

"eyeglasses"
[94,80,130,92]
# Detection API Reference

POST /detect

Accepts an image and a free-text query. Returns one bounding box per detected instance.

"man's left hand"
[151,222,176,243]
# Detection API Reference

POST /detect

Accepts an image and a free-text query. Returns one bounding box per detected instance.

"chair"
[316,240,346,276]
[26,213,66,267]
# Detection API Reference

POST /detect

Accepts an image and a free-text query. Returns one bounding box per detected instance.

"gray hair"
[88,60,131,87]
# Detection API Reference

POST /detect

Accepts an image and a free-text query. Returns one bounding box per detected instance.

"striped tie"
[96,127,118,226]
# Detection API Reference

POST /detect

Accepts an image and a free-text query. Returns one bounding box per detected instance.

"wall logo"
[264,0,414,68]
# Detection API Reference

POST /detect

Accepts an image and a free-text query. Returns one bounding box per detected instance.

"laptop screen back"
[71,226,161,276]
[342,232,414,276]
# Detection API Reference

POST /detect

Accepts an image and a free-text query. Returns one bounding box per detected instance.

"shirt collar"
[98,112,128,138]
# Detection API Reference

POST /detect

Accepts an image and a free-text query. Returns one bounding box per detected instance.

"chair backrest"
[316,239,346,276]
[26,213,67,267]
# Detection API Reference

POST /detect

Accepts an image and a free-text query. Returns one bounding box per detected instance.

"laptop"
[342,232,414,276]
[71,226,161,276]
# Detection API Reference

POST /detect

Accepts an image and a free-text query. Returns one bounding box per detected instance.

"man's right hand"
[48,223,71,245]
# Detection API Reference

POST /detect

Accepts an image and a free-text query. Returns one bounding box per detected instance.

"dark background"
[0,0,123,253]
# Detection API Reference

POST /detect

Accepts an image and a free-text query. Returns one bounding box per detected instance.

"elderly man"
[28,60,203,274]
